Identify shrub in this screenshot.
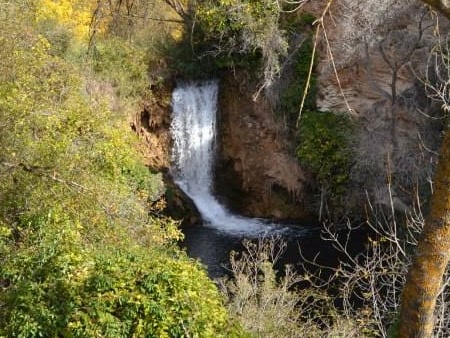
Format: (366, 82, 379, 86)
(297, 110, 354, 200)
(219, 237, 372, 337)
(90, 37, 151, 100)
(0, 209, 243, 337)
(0, 3, 247, 337)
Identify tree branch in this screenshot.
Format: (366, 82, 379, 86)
(422, 0, 450, 19)
(1, 161, 87, 191)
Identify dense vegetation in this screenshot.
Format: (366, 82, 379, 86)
(0, 1, 246, 336)
(297, 110, 354, 204)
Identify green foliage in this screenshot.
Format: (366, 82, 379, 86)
(1, 212, 239, 337)
(169, 42, 261, 80)
(170, 0, 287, 84)
(1, 207, 87, 336)
(297, 110, 354, 198)
(37, 18, 74, 57)
(387, 316, 401, 338)
(0, 3, 247, 337)
(194, 0, 280, 54)
(75, 250, 239, 337)
(90, 36, 151, 100)
(298, 13, 316, 26)
(162, 39, 220, 79)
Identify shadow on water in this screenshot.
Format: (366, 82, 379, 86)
(181, 222, 368, 280)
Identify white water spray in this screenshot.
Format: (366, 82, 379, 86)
(170, 81, 275, 236)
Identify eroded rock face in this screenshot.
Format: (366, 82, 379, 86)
(304, 0, 447, 212)
(215, 74, 310, 220)
(214, 1, 447, 219)
(132, 86, 172, 171)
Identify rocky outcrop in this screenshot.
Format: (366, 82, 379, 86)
(301, 1, 447, 213)
(214, 1, 446, 219)
(132, 85, 172, 171)
(135, 75, 311, 223)
(215, 73, 311, 220)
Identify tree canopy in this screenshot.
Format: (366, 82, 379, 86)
(0, 1, 247, 336)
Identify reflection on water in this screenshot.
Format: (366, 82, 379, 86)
(181, 224, 352, 279)
(181, 226, 241, 277)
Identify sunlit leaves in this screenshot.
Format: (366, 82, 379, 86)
(36, 0, 95, 41)
(0, 3, 245, 337)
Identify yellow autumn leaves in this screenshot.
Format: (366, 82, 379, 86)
(36, 0, 100, 40)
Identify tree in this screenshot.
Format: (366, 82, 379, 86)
(394, 3, 450, 337)
(399, 131, 450, 337)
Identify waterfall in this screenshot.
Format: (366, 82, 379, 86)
(170, 81, 274, 236)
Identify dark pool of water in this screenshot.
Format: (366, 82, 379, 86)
(181, 223, 367, 279)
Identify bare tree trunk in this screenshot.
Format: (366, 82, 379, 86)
(399, 130, 450, 337)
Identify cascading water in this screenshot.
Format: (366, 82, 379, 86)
(171, 81, 276, 236)
(170, 81, 333, 277)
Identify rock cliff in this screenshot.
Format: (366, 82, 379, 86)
(215, 74, 310, 220)
(215, 0, 447, 219)
(309, 1, 447, 213)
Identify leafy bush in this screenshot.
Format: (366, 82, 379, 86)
(1, 210, 242, 337)
(91, 37, 151, 100)
(0, 3, 247, 337)
(297, 110, 354, 198)
(166, 0, 287, 88)
(37, 19, 74, 57)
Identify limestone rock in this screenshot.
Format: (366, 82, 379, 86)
(309, 1, 446, 212)
(215, 74, 310, 220)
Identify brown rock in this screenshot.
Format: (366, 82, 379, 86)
(215, 73, 310, 220)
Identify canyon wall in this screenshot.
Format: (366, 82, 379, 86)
(215, 1, 447, 219)
(215, 74, 310, 220)
(310, 1, 447, 213)
(139, 0, 448, 222)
